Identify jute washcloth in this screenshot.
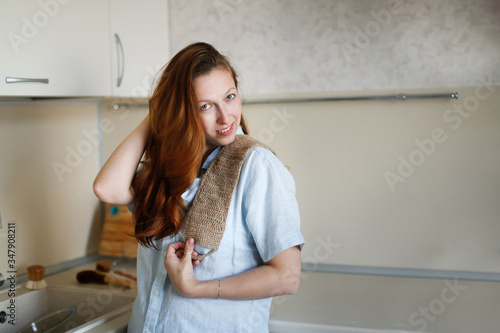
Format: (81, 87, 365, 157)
(183, 135, 275, 260)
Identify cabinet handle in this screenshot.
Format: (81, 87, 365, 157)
(6, 77, 49, 84)
(114, 33, 125, 88)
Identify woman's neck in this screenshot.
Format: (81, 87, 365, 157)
(202, 145, 217, 165)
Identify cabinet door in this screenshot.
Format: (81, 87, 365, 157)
(0, 0, 111, 97)
(109, 0, 170, 98)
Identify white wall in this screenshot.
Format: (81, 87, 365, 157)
(0, 101, 102, 272)
(243, 86, 500, 273)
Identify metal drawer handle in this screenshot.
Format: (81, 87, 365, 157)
(115, 33, 125, 87)
(6, 77, 49, 84)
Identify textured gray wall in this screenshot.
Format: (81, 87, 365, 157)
(170, 0, 500, 95)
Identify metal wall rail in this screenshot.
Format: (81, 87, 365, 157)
(244, 92, 459, 104)
(113, 92, 459, 110)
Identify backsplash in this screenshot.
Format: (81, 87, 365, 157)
(0, 102, 102, 272)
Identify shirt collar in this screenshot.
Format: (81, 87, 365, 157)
(201, 126, 244, 170)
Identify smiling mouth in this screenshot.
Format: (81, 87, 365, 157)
(217, 123, 234, 135)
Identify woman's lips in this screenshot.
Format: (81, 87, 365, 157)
(217, 123, 234, 136)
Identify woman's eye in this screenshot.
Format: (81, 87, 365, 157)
(200, 104, 210, 111)
(226, 94, 235, 100)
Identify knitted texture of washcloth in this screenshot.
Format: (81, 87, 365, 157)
(183, 135, 275, 259)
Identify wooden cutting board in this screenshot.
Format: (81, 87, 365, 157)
(99, 203, 138, 258)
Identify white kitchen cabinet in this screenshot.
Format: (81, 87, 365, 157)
(0, 0, 112, 97)
(109, 0, 170, 98)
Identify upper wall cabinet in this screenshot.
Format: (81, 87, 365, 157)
(0, 0, 112, 97)
(109, 0, 170, 98)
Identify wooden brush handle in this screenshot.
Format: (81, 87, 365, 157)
(114, 269, 137, 281)
(103, 274, 135, 288)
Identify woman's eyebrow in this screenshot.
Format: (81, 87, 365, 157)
(223, 87, 237, 95)
(197, 87, 237, 102)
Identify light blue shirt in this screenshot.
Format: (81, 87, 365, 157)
(128, 129, 304, 333)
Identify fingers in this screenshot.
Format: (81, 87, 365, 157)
(168, 241, 185, 253)
(175, 250, 200, 261)
(165, 239, 201, 264)
(183, 238, 195, 259)
(166, 241, 185, 259)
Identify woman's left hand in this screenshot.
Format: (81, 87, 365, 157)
(164, 238, 202, 297)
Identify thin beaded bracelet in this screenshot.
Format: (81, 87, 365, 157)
(217, 279, 221, 299)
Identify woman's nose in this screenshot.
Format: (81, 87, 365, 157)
(216, 105, 230, 123)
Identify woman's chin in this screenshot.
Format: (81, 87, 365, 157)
(219, 135, 236, 146)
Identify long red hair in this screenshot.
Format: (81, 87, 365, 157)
(132, 42, 248, 248)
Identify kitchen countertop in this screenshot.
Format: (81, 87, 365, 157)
(43, 256, 138, 299)
(46, 256, 138, 333)
(269, 271, 500, 333)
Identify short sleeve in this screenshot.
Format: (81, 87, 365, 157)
(240, 147, 305, 263)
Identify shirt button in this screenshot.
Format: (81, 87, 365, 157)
(154, 290, 160, 296)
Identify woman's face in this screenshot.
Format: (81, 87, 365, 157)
(194, 67, 242, 158)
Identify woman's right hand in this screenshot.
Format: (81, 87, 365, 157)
(164, 238, 204, 297)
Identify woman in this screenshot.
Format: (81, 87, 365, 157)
(93, 42, 304, 332)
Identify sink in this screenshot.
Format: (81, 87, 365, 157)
(0, 285, 135, 332)
(18, 307, 75, 333)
